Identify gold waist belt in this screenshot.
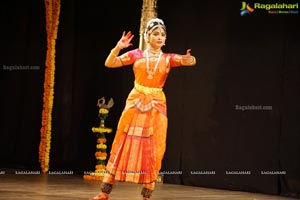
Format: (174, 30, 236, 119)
(134, 82, 162, 95)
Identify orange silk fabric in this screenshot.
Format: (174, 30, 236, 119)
(105, 49, 181, 184)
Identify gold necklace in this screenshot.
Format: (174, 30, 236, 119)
(148, 49, 161, 56)
(145, 49, 162, 79)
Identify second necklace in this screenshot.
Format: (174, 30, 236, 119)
(145, 49, 163, 79)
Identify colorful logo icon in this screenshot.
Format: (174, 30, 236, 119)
(240, 1, 255, 16)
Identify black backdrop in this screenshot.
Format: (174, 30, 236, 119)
(1, 0, 299, 198)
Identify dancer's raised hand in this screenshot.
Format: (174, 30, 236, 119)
(181, 49, 196, 66)
(117, 31, 134, 49)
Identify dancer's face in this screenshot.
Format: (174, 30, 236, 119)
(148, 27, 166, 49)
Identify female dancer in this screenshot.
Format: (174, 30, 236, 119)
(90, 18, 196, 200)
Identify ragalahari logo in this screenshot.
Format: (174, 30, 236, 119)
(240, 1, 255, 16)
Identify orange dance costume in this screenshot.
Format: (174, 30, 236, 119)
(105, 49, 183, 185)
(89, 18, 196, 200)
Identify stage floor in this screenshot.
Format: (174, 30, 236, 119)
(0, 173, 297, 200)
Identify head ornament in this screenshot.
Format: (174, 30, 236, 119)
(144, 18, 166, 42)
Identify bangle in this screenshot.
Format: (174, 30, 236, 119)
(110, 49, 118, 57)
(116, 44, 123, 51)
(189, 56, 196, 65)
(180, 56, 196, 65)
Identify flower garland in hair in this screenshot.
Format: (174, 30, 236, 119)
(39, 0, 61, 174)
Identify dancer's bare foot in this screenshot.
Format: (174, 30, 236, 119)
(89, 192, 108, 200)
